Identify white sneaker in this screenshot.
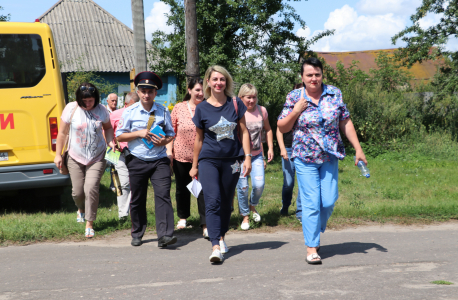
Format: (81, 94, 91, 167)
(77, 211, 85, 223)
(241, 222, 250, 230)
(209, 249, 223, 263)
(219, 240, 229, 254)
(252, 212, 261, 223)
(203, 228, 209, 239)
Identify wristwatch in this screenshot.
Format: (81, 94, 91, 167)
(245, 154, 252, 157)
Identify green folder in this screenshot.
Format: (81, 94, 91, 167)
(105, 147, 121, 165)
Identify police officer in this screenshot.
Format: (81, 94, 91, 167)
(116, 71, 177, 247)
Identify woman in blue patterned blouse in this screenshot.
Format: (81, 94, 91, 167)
(277, 57, 367, 265)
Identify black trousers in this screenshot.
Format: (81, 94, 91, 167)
(127, 156, 174, 239)
(173, 159, 206, 227)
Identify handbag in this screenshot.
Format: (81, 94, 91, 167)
(59, 105, 78, 175)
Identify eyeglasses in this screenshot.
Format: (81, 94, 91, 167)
(80, 86, 95, 93)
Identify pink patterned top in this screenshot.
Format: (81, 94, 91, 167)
(171, 101, 199, 163)
(61, 102, 110, 165)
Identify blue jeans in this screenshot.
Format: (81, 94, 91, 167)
(281, 148, 301, 218)
(236, 153, 264, 216)
(295, 156, 339, 247)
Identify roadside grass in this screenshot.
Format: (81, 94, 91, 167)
(1, 148, 458, 244)
(430, 281, 454, 285)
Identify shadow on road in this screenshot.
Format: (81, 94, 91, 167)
(319, 242, 388, 259)
(224, 241, 288, 260)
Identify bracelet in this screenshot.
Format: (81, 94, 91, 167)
(245, 154, 252, 157)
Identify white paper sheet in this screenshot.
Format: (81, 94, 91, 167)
(186, 178, 202, 198)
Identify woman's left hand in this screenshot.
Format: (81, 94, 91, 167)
(242, 159, 252, 177)
(108, 141, 115, 150)
(355, 150, 368, 166)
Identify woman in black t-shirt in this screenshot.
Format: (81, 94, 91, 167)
(190, 65, 252, 263)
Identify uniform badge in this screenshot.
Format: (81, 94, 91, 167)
(118, 118, 123, 127)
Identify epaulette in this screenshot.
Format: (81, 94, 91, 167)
(125, 102, 140, 113)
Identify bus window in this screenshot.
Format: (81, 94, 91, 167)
(0, 34, 46, 89)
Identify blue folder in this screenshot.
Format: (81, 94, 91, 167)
(142, 125, 167, 149)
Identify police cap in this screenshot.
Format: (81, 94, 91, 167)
(134, 71, 163, 90)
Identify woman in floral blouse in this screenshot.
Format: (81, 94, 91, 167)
(277, 57, 367, 265)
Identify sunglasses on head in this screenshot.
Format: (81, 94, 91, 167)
(80, 86, 95, 93)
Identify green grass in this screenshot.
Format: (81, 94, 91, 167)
(1, 150, 458, 244)
(430, 281, 454, 285)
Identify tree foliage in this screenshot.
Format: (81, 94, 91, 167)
(150, 0, 333, 138)
(392, 0, 458, 127)
(323, 51, 413, 92)
(62, 57, 118, 102)
(392, 0, 458, 66)
(0, 6, 10, 22)
(152, 0, 331, 76)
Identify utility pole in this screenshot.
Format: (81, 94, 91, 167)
(131, 0, 147, 75)
(185, 0, 199, 81)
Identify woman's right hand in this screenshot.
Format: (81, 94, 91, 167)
(292, 98, 308, 115)
(54, 154, 62, 170)
(189, 166, 198, 179)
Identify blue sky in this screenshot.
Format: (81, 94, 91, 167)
(5, 0, 457, 52)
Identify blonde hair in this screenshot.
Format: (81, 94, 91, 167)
(203, 65, 234, 99)
(238, 83, 258, 99)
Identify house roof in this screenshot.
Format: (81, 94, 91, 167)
(314, 48, 444, 84)
(39, 0, 151, 73)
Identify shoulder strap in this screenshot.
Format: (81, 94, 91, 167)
(62, 103, 78, 154)
(147, 111, 156, 131)
(232, 97, 238, 114)
(257, 105, 264, 122)
(64, 104, 78, 136)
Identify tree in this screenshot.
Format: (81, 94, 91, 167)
(0, 6, 10, 22)
(392, 0, 457, 66)
(369, 51, 413, 92)
(392, 0, 458, 125)
(151, 0, 333, 85)
(150, 0, 333, 137)
(61, 56, 118, 102)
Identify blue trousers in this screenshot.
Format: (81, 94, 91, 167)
(281, 147, 301, 218)
(236, 153, 264, 216)
(199, 158, 241, 247)
(294, 156, 339, 247)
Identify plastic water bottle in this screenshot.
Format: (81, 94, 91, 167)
(354, 156, 370, 178)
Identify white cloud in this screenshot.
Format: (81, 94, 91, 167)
(418, 12, 442, 29)
(305, 1, 457, 52)
(296, 27, 311, 38)
(357, 0, 421, 16)
(309, 5, 407, 52)
(145, 2, 173, 40)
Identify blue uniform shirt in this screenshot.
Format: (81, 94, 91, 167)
(116, 102, 175, 161)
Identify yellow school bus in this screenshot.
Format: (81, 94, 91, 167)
(0, 21, 70, 208)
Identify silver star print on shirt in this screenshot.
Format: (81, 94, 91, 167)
(208, 116, 237, 141)
(231, 161, 241, 174)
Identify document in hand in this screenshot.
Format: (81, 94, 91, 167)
(105, 147, 121, 165)
(186, 178, 202, 198)
(142, 125, 166, 149)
